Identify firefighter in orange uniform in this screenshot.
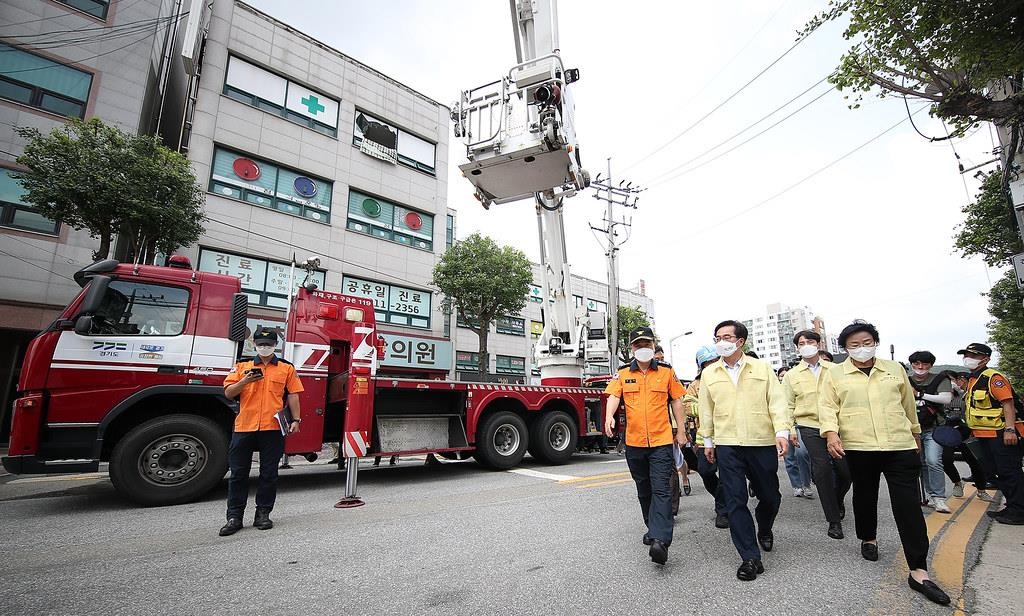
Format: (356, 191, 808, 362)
(219, 327, 303, 536)
(603, 326, 688, 565)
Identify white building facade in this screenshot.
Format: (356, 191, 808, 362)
(742, 302, 838, 370)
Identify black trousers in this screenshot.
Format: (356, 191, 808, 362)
(226, 430, 286, 519)
(695, 447, 726, 514)
(799, 426, 851, 524)
(625, 444, 675, 546)
(717, 445, 781, 561)
(978, 436, 1024, 518)
(941, 442, 987, 488)
(846, 449, 930, 571)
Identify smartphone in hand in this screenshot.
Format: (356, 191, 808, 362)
(246, 367, 263, 378)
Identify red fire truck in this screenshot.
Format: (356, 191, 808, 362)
(2, 258, 606, 506)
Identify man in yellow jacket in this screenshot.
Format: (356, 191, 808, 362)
(699, 320, 789, 582)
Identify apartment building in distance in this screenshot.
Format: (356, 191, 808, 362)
(742, 302, 838, 370)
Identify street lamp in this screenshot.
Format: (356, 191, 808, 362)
(668, 331, 693, 367)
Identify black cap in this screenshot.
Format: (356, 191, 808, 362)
(253, 327, 278, 344)
(629, 326, 655, 344)
(957, 342, 991, 356)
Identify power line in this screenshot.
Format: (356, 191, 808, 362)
(674, 0, 791, 113)
(674, 108, 924, 239)
(0, 0, 151, 31)
(619, 29, 819, 174)
(0, 246, 72, 280)
(0, 13, 186, 52)
(0, 25, 166, 76)
(642, 75, 834, 186)
(205, 217, 438, 291)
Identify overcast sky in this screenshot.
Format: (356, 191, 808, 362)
(246, 0, 1002, 378)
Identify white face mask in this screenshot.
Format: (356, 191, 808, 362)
(798, 344, 819, 359)
(912, 367, 929, 376)
(633, 347, 655, 363)
(255, 344, 276, 357)
(963, 357, 982, 370)
(714, 340, 738, 358)
(847, 346, 877, 362)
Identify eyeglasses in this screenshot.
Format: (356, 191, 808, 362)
(844, 341, 878, 350)
(713, 334, 738, 343)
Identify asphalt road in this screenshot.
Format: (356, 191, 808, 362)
(0, 452, 987, 615)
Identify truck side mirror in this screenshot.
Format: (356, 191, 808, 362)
(74, 315, 94, 336)
(227, 293, 249, 342)
(79, 275, 111, 314)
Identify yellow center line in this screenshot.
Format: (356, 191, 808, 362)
(578, 478, 634, 489)
(928, 486, 989, 614)
(558, 471, 632, 484)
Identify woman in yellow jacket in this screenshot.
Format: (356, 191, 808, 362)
(819, 321, 950, 606)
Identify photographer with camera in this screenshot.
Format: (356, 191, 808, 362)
(219, 327, 304, 536)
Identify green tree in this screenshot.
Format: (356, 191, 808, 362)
(805, 1, 1024, 133)
(614, 305, 652, 366)
(954, 171, 1024, 384)
(432, 233, 532, 376)
(14, 118, 205, 262)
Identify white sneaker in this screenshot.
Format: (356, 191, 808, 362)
(794, 488, 804, 498)
(952, 481, 964, 498)
(924, 496, 935, 508)
(933, 497, 952, 513)
(802, 487, 816, 500)
(977, 490, 995, 502)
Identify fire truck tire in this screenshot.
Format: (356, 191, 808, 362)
(527, 411, 578, 464)
(109, 414, 229, 506)
(474, 411, 528, 470)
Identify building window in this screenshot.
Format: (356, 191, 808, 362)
(342, 275, 431, 328)
(347, 189, 433, 251)
(0, 169, 59, 234)
(55, 0, 110, 18)
(496, 315, 525, 336)
(198, 248, 325, 309)
(209, 147, 332, 224)
(456, 313, 481, 330)
(530, 320, 544, 340)
(0, 44, 92, 118)
(223, 56, 339, 137)
(496, 355, 526, 375)
(446, 214, 455, 249)
(586, 298, 608, 314)
(352, 110, 436, 174)
(456, 350, 480, 371)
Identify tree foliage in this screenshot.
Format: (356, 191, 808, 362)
(614, 305, 652, 366)
(954, 170, 1024, 384)
(14, 118, 205, 262)
(432, 233, 532, 375)
(953, 170, 1023, 266)
(804, 1, 1024, 136)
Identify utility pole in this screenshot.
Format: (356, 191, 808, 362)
(590, 158, 644, 366)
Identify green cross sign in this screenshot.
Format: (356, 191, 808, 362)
(301, 95, 325, 115)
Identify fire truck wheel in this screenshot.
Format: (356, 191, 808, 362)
(474, 411, 528, 470)
(109, 414, 229, 506)
(527, 411, 578, 465)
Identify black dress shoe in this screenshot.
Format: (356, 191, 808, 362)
(642, 533, 653, 546)
(715, 513, 730, 529)
(908, 576, 950, 605)
(736, 559, 764, 581)
(838, 503, 846, 520)
(994, 512, 1024, 525)
(649, 539, 668, 565)
(683, 483, 691, 496)
(986, 509, 1006, 519)
(253, 507, 274, 530)
(861, 542, 879, 561)
(757, 530, 774, 552)
(827, 522, 844, 540)
(219, 518, 242, 536)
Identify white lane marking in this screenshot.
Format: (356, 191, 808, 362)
(599, 458, 629, 463)
(506, 468, 578, 481)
